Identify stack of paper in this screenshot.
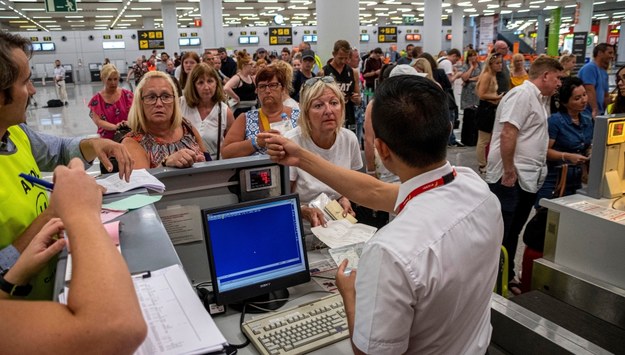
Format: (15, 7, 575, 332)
(97, 169, 165, 194)
(311, 219, 377, 249)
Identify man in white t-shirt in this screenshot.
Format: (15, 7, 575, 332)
(437, 48, 462, 83)
(53, 59, 68, 105)
(485, 57, 564, 293)
(264, 75, 502, 354)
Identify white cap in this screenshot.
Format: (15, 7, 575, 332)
(389, 64, 426, 77)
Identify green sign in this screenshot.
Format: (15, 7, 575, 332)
(45, 0, 77, 13)
(547, 7, 561, 56)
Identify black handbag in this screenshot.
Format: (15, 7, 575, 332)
(523, 164, 568, 252)
(113, 125, 131, 143)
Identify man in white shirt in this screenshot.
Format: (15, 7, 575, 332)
(53, 59, 68, 105)
(485, 57, 564, 292)
(263, 75, 503, 354)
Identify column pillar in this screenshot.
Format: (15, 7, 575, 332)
(161, 0, 179, 54)
(599, 18, 609, 43)
(575, 0, 593, 33)
(143, 17, 154, 30)
(199, 0, 224, 49)
(451, 6, 463, 51)
(547, 7, 561, 56)
(536, 13, 546, 55)
(423, 0, 442, 54)
(316, 0, 359, 62)
(618, 20, 625, 61)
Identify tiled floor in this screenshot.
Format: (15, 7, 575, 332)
(25, 81, 527, 280)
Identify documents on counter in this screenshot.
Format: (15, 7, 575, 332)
(134, 265, 227, 355)
(311, 219, 377, 249)
(97, 168, 165, 194)
(328, 242, 365, 271)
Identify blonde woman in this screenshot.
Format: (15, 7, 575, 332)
(224, 51, 257, 117)
(122, 71, 207, 168)
(272, 60, 299, 109)
(475, 53, 504, 173)
(88, 64, 133, 140)
(510, 53, 528, 88)
(560, 54, 576, 76)
(284, 76, 362, 248)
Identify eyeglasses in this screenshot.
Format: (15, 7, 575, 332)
(257, 82, 282, 91)
(304, 76, 335, 87)
(141, 93, 175, 105)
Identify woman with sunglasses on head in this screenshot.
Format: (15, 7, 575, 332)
(475, 52, 505, 174)
(88, 64, 134, 141)
(222, 65, 300, 158)
(122, 71, 207, 169)
(180, 63, 235, 160)
(284, 76, 362, 249)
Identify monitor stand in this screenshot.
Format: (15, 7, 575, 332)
(229, 289, 290, 314)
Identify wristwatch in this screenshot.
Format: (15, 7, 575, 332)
(0, 269, 32, 297)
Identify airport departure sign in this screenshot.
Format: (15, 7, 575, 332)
(378, 26, 397, 43)
(269, 27, 292, 45)
(137, 30, 165, 50)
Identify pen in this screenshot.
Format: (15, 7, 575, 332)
(19, 173, 54, 191)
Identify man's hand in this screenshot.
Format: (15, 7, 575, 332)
(262, 133, 303, 167)
(52, 158, 103, 223)
(301, 206, 327, 227)
(501, 169, 517, 187)
(5, 218, 67, 287)
(336, 259, 356, 302)
(83, 138, 134, 181)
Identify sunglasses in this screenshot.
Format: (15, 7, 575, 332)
(304, 76, 335, 87)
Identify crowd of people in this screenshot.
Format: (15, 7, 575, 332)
(3, 26, 625, 353)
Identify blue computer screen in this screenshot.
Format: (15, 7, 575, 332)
(205, 197, 306, 293)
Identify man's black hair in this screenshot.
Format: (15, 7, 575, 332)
(372, 76, 450, 168)
(592, 43, 615, 58)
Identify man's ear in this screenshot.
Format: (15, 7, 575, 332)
(374, 138, 391, 161)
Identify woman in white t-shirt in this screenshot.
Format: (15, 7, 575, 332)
(180, 63, 235, 160)
(285, 76, 363, 243)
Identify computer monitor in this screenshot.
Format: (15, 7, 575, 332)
(202, 194, 309, 312)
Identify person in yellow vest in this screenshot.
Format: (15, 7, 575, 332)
(0, 159, 147, 353)
(0, 31, 134, 300)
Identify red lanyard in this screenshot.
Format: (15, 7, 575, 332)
(396, 169, 457, 214)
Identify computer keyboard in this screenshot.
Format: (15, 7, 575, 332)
(242, 293, 349, 355)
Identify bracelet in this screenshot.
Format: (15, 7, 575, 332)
(250, 137, 260, 151)
(0, 269, 32, 297)
(161, 155, 168, 167)
(561, 152, 566, 162)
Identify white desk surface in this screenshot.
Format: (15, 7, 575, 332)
(212, 249, 353, 355)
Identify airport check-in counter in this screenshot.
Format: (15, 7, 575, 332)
(55, 156, 354, 354)
(490, 115, 625, 354)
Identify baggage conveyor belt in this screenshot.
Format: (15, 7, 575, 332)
(510, 291, 625, 354)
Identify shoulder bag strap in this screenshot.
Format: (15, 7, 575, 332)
(554, 164, 569, 198)
(216, 103, 223, 160)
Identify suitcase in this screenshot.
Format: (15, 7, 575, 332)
(461, 107, 478, 146)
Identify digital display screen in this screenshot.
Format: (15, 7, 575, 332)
(405, 34, 421, 41)
(249, 36, 259, 44)
(360, 34, 369, 42)
(41, 42, 55, 51)
(102, 41, 125, 49)
(607, 120, 625, 145)
(238, 36, 250, 44)
(179, 38, 190, 46)
(189, 38, 201, 46)
(32, 43, 42, 51)
(302, 35, 317, 43)
(249, 168, 272, 190)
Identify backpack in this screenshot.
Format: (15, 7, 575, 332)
(46, 99, 64, 107)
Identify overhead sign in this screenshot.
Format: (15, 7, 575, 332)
(572, 32, 588, 65)
(45, 0, 77, 13)
(269, 27, 292, 45)
(378, 26, 397, 43)
(137, 30, 165, 50)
